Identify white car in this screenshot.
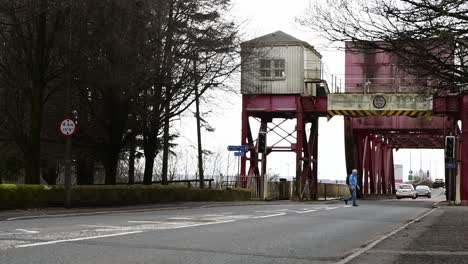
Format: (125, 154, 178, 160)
(396, 184, 417, 199)
(415, 185, 431, 198)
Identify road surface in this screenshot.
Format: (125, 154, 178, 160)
(0, 190, 444, 264)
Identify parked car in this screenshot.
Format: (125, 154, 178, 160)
(433, 178, 445, 188)
(415, 185, 431, 198)
(396, 184, 417, 199)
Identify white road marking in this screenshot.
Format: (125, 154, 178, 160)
(81, 225, 122, 229)
(128, 220, 162, 224)
(202, 214, 227, 217)
(325, 207, 338, 210)
(335, 208, 438, 264)
(6, 207, 190, 221)
(277, 208, 318, 214)
(251, 212, 286, 219)
(369, 249, 468, 256)
(168, 217, 193, 220)
(297, 209, 317, 214)
(15, 231, 143, 248)
(15, 229, 39, 234)
(166, 220, 235, 229)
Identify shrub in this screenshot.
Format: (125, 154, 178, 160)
(0, 184, 251, 210)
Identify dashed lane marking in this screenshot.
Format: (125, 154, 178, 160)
(15, 229, 40, 234)
(81, 225, 122, 229)
(251, 212, 286, 219)
(297, 209, 317, 214)
(15, 231, 143, 248)
(167, 217, 194, 220)
(128, 220, 162, 224)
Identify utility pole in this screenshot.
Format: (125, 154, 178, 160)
(64, 0, 73, 208)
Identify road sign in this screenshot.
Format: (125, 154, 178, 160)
(227, 145, 248, 152)
(59, 118, 76, 137)
(234, 151, 245, 157)
(446, 163, 456, 169)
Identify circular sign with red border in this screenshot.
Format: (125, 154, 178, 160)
(59, 118, 76, 137)
(373, 95, 387, 109)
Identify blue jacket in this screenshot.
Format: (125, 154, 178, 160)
(349, 174, 357, 189)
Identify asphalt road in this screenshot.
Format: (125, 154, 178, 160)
(0, 190, 444, 264)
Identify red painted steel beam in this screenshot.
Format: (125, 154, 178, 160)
(390, 148, 396, 194)
(363, 135, 370, 195)
(461, 94, 468, 205)
(241, 98, 248, 186)
(243, 95, 328, 114)
(301, 96, 328, 113)
(350, 116, 450, 131)
(433, 96, 460, 116)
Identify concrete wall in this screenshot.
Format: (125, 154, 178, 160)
(266, 182, 349, 200)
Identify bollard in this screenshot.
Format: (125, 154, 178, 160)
(324, 184, 327, 201)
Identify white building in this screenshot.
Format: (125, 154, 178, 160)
(394, 164, 403, 183)
(241, 31, 326, 96)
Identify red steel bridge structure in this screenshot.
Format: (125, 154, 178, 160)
(239, 36, 467, 205)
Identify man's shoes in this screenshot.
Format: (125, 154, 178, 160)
(344, 200, 348, 205)
(353, 204, 358, 206)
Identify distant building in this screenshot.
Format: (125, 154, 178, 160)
(394, 164, 403, 183)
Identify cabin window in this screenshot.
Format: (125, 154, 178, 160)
(259, 59, 285, 79)
(259, 59, 271, 77)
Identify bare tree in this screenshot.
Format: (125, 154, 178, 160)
(298, 0, 468, 94)
(0, 0, 72, 184)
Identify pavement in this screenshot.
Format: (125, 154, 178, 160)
(0, 188, 466, 264)
(346, 204, 468, 264)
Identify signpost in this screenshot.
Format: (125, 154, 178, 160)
(227, 145, 248, 188)
(60, 118, 76, 208)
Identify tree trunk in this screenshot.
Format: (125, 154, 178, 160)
(143, 153, 155, 185)
(25, 0, 48, 184)
(161, 100, 170, 185)
(77, 154, 94, 185)
(103, 150, 118, 185)
(195, 84, 204, 188)
(128, 144, 135, 185)
(24, 147, 41, 184)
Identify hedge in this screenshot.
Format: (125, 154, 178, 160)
(0, 184, 251, 210)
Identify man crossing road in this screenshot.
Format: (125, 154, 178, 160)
(344, 169, 360, 206)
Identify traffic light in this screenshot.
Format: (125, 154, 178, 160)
(257, 131, 267, 153)
(445, 136, 455, 159)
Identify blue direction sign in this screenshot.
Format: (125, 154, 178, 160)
(446, 163, 456, 169)
(227, 145, 248, 152)
(234, 151, 245, 157)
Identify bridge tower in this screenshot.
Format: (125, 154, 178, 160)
(338, 42, 461, 201)
(240, 31, 328, 199)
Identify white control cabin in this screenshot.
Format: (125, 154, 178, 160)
(241, 31, 326, 96)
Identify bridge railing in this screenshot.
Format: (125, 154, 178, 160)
(328, 76, 435, 94)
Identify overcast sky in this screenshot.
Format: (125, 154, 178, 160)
(175, 0, 446, 182)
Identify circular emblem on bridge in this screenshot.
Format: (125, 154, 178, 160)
(373, 95, 387, 109)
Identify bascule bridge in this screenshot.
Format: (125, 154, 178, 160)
(239, 31, 468, 205)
